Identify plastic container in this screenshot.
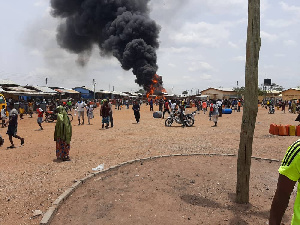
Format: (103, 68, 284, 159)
(269, 124, 276, 135)
(274, 125, 279, 135)
(222, 108, 232, 114)
(297, 126, 300, 136)
(289, 126, 296, 136)
(278, 125, 289, 136)
(153, 111, 162, 118)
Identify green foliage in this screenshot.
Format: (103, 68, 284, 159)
(182, 90, 188, 95)
(233, 87, 245, 98)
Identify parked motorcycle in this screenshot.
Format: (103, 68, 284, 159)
(165, 111, 195, 127)
(44, 111, 73, 122)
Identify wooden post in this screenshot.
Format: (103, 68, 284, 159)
(236, 0, 261, 204)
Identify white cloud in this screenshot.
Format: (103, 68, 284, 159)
(232, 56, 245, 61)
(228, 41, 238, 48)
(265, 19, 295, 28)
(168, 63, 176, 68)
(200, 73, 212, 80)
(280, 2, 300, 14)
(172, 22, 231, 47)
(188, 61, 213, 72)
(159, 47, 192, 54)
(283, 40, 297, 47)
(261, 31, 279, 42)
(274, 53, 286, 57)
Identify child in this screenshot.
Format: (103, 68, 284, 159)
(1, 105, 7, 128)
(86, 104, 94, 125)
(36, 106, 44, 130)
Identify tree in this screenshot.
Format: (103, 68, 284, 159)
(233, 87, 245, 98)
(236, 0, 261, 204)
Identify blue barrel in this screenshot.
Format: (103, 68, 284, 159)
(222, 108, 232, 114)
(153, 111, 162, 118)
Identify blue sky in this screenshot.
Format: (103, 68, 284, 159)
(0, 0, 299, 95)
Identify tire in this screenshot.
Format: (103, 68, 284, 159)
(185, 117, 194, 127)
(68, 114, 73, 122)
(165, 118, 173, 127)
(46, 115, 54, 123)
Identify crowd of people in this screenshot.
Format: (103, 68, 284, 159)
(1, 94, 300, 223)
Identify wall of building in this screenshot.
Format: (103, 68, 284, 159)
(282, 89, 300, 101)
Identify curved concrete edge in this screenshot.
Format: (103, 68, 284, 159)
(39, 153, 280, 225)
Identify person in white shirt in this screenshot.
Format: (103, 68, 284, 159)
(75, 98, 86, 125)
(1, 105, 7, 128)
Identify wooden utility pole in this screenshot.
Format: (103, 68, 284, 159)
(236, 0, 261, 204)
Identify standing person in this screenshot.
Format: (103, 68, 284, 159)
(54, 106, 72, 161)
(202, 101, 207, 114)
(36, 105, 44, 130)
(237, 100, 242, 112)
(162, 100, 170, 119)
(100, 100, 110, 129)
(211, 101, 219, 127)
(67, 99, 72, 112)
(269, 139, 300, 224)
(6, 103, 24, 148)
(1, 105, 7, 128)
(282, 101, 286, 113)
(170, 100, 177, 112)
(209, 101, 214, 120)
(159, 99, 164, 112)
(19, 101, 25, 119)
(132, 100, 140, 123)
(86, 103, 94, 125)
(28, 101, 33, 118)
(149, 99, 153, 111)
(292, 101, 297, 114)
(107, 99, 114, 127)
(75, 98, 86, 125)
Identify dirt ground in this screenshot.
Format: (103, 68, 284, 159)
(0, 104, 299, 225)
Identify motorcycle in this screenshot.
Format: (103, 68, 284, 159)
(44, 110, 73, 122)
(268, 105, 275, 114)
(165, 110, 195, 127)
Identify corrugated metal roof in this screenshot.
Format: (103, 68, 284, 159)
(34, 86, 57, 93)
(0, 79, 18, 85)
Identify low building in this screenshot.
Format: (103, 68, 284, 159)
(281, 88, 300, 101)
(200, 88, 237, 100)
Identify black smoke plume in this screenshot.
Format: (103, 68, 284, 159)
(50, 0, 161, 91)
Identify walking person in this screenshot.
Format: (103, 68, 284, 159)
(54, 106, 72, 161)
(132, 100, 140, 123)
(75, 98, 86, 125)
(6, 103, 24, 148)
(36, 105, 44, 130)
(211, 101, 219, 127)
(1, 105, 7, 128)
(86, 103, 94, 125)
(100, 100, 110, 129)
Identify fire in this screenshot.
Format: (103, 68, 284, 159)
(146, 74, 166, 98)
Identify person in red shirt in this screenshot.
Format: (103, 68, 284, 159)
(36, 106, 44, 130)
(162, 100, 170, 119)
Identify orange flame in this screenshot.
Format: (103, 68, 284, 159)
(146, 74, 167, 99)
